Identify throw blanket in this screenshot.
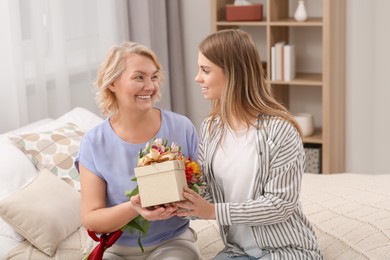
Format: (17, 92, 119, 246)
(301, 173, 390, 260)
(5, 227, 87, 259)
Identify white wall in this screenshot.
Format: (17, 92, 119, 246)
(180, 0, 211, 129)
(346, 0, 390, 174)
(181, 0, 390, 174)
(372, 1, 390, 173)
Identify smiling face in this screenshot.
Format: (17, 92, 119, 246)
(110, 54, 159, 113)
(195, 51, 226, 100)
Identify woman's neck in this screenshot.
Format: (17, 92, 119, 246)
(109, 108, 161, 144)
(227, 115, 256, 132)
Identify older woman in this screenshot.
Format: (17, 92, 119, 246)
(76, 42, 200, 260)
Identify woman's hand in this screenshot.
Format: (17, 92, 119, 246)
(176, 187, 215, 219)
(130, 195, 177, 221)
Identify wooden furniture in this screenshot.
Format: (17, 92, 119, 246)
(210, 0, 345, 173)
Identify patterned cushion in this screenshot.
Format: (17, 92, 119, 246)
(9, 123, 84, 190)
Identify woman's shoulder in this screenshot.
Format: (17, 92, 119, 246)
(201, 115, 220, 128)
(259, 115, 301, 143)
(259, 114, 294, 129)
(82, 118, 110, 141)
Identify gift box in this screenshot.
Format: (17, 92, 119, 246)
(134, 160, 187, 207)
(226, 4, 263, 21)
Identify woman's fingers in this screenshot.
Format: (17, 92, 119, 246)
(182, 187, 199, 202)
(130, 195, 176, 220)
(176, 188, 216, 219)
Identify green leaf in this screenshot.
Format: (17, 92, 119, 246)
(125, 215, 149, 253)
(127, 218, 144, 233)
(125, 186, 139, 199)
(190, 185, 199, 194)
(138, 236, 144, 253)
(142, 219, 150, 236)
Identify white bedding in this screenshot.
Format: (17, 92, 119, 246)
(301, 173, 390, 260)
(0, 235, 21, 259)
(1, 227, 88, 259)
(190, 173, 390, 260)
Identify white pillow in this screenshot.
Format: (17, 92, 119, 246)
(0, 168, 81, 256)
(0, 143, 37, 200)
(35, 107, 103, 132)
(0, 125, 49, 243)
(8, 122, 85, 190)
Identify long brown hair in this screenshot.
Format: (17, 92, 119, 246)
(198, 29, 301, 134)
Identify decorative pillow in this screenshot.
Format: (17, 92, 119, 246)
(0, 168, 81, 256)
(8, 122, 84, 190)
(31, 107, 103, 133)
(0, 142, 37, 242)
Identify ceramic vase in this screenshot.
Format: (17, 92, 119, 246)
(294, 113, 314, 136)
(294, 0, 308, 22)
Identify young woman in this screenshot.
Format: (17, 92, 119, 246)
(177, 29, 322, 259)
(75, 42, 201, 260)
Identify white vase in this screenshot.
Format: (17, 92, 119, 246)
(294, 113, 314, 136)
(294, 0, 308, 22)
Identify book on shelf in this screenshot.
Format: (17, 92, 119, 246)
(271, 46, 276, 80)
(274, 41, 285, 81)
(283, 44, 296, 81)
(271, 42, 296, 81)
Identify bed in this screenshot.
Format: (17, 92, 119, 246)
(0, 107, 389, 260)
(191, 173, 390, 259)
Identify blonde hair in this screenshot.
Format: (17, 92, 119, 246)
(95, 42, 164, 116)
(199, 29, 301, 134)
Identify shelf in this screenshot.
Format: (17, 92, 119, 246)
(270, 17, 323, 27)
(268, 73, 322, 86)
(302, 128, 322, 144)
(216, 20, 267, 27)
(211, 0, 345, 173)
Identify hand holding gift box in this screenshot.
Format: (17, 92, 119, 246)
(84, 138, 203, 259)
(135, 160, 187, 207)
(135, 138, 202, 207)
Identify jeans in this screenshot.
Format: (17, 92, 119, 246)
(103, 228, 200, 260)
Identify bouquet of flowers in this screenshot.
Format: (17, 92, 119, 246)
(84, 138, 203, 260)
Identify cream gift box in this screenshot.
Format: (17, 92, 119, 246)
(134, 160, 188, 207)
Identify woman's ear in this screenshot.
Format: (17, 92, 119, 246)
(108, 83, 115, 92)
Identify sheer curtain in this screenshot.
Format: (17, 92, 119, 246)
(0, 0, 187, 134)
(0, 0, 129, 133)
(126, 0, 187, 115)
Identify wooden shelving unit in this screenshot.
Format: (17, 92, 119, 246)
(211, 0, 345, 173)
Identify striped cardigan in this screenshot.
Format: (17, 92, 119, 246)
(199, 115, 322, 259)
